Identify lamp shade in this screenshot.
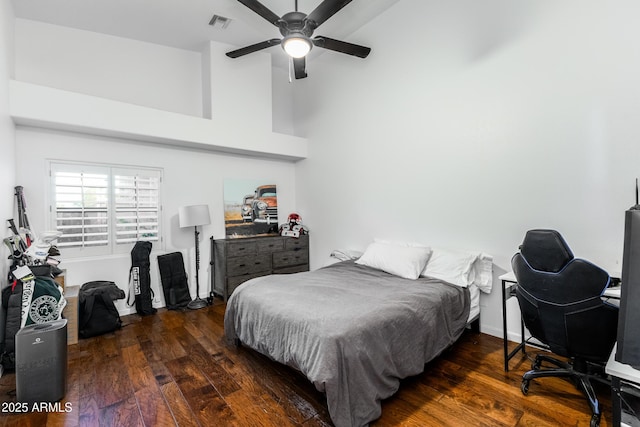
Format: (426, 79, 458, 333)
(179, 204, 211, 228)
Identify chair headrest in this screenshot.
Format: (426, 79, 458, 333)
(520, 229, 574, 273)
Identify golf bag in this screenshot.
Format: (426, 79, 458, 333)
(1, 282, 23, 370)
(2, 277, 66, 368)
(127, 241, 156, 316)
(157, 252, 192, 310)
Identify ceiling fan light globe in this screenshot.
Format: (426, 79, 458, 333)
(283, 37, 312, 58)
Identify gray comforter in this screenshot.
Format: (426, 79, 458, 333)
(224, 261, 470, 427)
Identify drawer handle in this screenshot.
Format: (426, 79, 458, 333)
(239, 264, 246, 267)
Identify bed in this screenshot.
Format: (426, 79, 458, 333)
(224, 244, 492, 427)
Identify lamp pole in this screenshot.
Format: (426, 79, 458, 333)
(187, 225, 207, 310)
(179, 204, 211, 311)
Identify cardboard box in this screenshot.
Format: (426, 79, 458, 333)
(54, 270, 66, 290)
(62, 285, 79, 345)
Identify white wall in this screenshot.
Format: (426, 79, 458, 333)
(9, 17, 302, 316)
(295, 0, 640, 339)
(203, 41, 273, 132)
(14, 19, 203, 117)
(14, 18, 298, 137)
(272, 66, 296, 136)
(0, 0, 15, 254)
(14, 127, 297, 315)
(0, 0, 16, 343)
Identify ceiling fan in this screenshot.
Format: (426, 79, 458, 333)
(226, 0, 371, 79)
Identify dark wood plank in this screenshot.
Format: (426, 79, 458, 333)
(99, 396, 143, 427)
(185, 341, 241, 397)
(93, 355, 134, 408)
(0, 301, 614, 426)
(78, 394, 100, 427)
(159, 381, 200, 427)
(134, 385, 176, 427)
(121, 343, 158, 392)
(165, 356, 236, 426)
(137, 335, 173, 386)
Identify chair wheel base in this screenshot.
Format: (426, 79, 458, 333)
(521, 379, 530, 395)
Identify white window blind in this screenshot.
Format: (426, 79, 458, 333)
(113, 170, 160, 244)
(50, 162, 162, 256)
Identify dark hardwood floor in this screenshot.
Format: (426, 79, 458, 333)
(0, 300, 612, 426)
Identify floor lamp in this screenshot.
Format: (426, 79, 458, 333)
(179, 204, 211, 310)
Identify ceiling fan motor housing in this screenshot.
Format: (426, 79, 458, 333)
(279, 11, 314, 37)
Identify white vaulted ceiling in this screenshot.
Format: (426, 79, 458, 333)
(11, 0, 399, 66)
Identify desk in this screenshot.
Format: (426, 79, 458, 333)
(500, 271, 526, 372)
(604, 285, 622, 300)
(606, 344, 640, 427)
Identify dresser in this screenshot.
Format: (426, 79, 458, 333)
(213, 235, 310, 301)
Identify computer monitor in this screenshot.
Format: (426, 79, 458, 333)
(616, 180, 640, 368)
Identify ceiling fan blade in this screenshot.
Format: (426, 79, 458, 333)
(226, 39, 281, 58)
(293, 57, 307, 79)
(306, 0, 353, 29)
(312, 36, 371, 58)
(237, 0, 282, 26)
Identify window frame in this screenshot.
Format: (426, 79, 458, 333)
(49, 160, 163, 258)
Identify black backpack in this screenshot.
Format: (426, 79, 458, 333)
(157, 252, 192, 310)
(79, 281, 125, 339)
(127, 241, 157, 316)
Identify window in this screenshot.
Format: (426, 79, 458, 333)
(50, 162, 162, 256)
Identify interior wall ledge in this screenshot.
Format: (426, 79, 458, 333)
(9, 80, 308, 161)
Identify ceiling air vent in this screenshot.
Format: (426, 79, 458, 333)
(209, 14, 231, 29)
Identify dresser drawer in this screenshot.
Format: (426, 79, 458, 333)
(274, 264, 309, 275)
(256, 238, 284, 252)
(227, 254, 271, 276)
(284, 235, 309, 250)
(227, 241, 258, 257)
(273, 250, 309, 269)
(227, 273, 265, 295)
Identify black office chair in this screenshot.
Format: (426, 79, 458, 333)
(511, 229, 618, 427)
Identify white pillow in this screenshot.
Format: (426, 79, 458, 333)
(472, 253, 494, 293)
(356, 242, 432, 280)
(421, 247, 479, 287)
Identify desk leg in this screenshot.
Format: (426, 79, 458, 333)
(611, 376, 621, 427)
(502, 280, 509, 371)
(502, 279, 528, 371)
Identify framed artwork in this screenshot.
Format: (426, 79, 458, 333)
(224, 179, 278, 237)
